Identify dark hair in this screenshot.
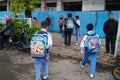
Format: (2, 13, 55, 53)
(75, 15, 79, 19)
(64, 18, 66, 21)
(33, 17, 37, 20)
(68, 13, 72, 17)
(41, 21, 49, 28)
(86, 23, 93, 31)
(108, 12, 113, 15)
(60, 15, 63, 19)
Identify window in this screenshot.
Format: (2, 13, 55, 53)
(63, 2, 82, 11)
(106, 0, 120, 11)
(0, 1, 7, 11)
(46, 3, 56, 7)
(0, 5, 7, 11)
(45, 3, 56, 11)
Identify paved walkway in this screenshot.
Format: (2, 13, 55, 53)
(0, 48, 114, 80)
(50, 32, 120, 68)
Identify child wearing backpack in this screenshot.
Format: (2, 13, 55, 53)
(80, 23, 101, 79)
(64, 13, 75, 46)
(30, 21, 53, 80)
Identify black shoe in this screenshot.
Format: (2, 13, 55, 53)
(111, 53, 114, 55)
(105, 51, 109, 53)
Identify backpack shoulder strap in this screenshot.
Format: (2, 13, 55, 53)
(34, 31, 48, 37)
(86, 33, 96, 36)
(37, 30, 48, 34)
(36, 30, 48, 43)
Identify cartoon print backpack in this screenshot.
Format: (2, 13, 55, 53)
(30, 31, 48, 57)
(85, 33, 100, 53)
(66, 19, 74, 29)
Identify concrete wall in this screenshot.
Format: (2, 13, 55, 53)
(82, 0, 105, 11)
(40, 0, 105, 11)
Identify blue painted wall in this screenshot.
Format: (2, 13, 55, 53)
(0, 10, 120, 38)
(32, 10, 120, 38)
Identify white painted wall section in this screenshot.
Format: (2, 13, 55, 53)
(82, 0, 105, 11)
(41, 0, 46, 11)
(57, 0, 63, 11)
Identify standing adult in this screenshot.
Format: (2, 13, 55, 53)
(59, 15, 64, 38)
(46, 15, 51, 26)
(103, 13, 118, 54)
(75, 15, 80, 45)
(64, 13, 75, 46)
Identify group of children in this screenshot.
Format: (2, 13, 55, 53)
(59, 13, 80, 46)
(31, 13, 101, 80)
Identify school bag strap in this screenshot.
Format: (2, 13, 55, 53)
(86, 33, 96, 36)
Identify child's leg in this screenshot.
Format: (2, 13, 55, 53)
(68, 29, 73, 46)
(34, 58, 42, 80)
(60, 25, 62, 33)
(76, 28, 80, 44)
(43, 60, 49, 76)
(43, 53, 49, 76)
(90, 53, 98, 75)
(64, 31, 67, 45)
(80, 51, 90, 66)
(62, 30, 64, 38)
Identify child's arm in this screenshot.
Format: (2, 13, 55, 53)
(80, 49, 84, 55)
(48, 33, 53, 47)
(80, 35, 87, 54)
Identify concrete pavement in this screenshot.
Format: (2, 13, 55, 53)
(0, 48, 115, 80)
(50, 32, 119, 69)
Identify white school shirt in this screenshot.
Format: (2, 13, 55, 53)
(41, 29, 53, 49)
(76, 19, 80, 27)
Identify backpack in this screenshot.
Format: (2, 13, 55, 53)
(85, 33, 100, 53)
(30, 31, 48, 58)
(66, 19, 74, 29)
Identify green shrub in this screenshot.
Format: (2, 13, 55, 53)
(12, 19, 30, 41)
(1, 19, 40, 43)
(0, 26, 4, 30)
(0, 22, 5, 30)
(27, 25, 40, 42)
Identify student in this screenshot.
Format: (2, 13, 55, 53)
(59, 15, 64, 38)
(61, 18, 67, 38)
(80, 23, 101, 79)
(64, 13, 75, 46)
(33, 17, 39, 26)
(75, 15, 80, 45)
(46, 15, 51, 26)
(31, 21, 53, 80)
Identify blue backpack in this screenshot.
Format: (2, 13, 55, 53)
(66, 19, 74, 29)
(85, 33, 100, 53)
(30, 31, 48, 58)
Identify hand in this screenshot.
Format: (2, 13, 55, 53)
(80, 49, 84, 55)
